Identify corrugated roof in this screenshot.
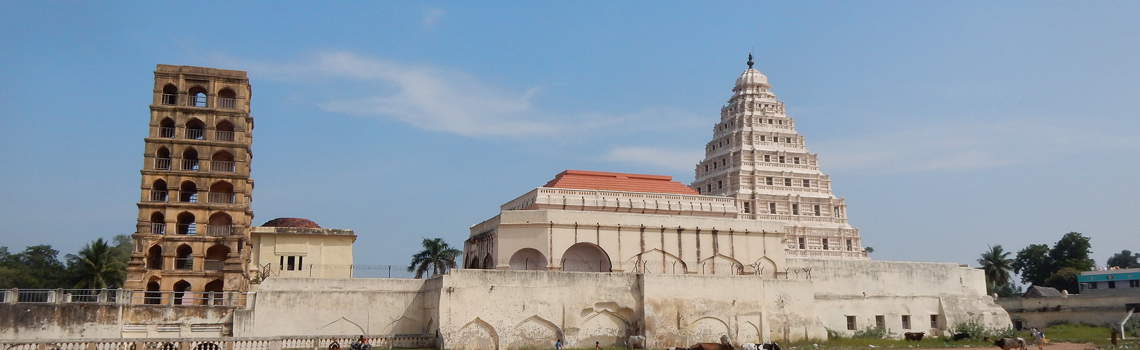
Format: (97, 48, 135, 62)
(542, 170, 699, 195)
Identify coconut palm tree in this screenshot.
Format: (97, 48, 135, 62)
(978, 245, 1014, 290)
(66, 238, 127, 289)
(407, 238, 462, 278)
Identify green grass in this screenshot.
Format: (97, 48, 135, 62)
(785, 323, 1136, 349)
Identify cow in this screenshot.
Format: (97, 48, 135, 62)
(991, 337, 1027, 350)
(903, 332, 925, 341)
(626, 336, 645, 349)
(687, 343, 733, 350)
(741, 342, 780, 350)
(951, 333, 971, 341)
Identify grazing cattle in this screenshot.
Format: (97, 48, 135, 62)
(991, 337, 1027, 350)
(626, 336, 645, 349)
(762, 342, 781, 350)
(952, 333, 971, 341)
(741, 343, 758, 350)
(688, 343, 733, 350)
(904, 332, 925, 341)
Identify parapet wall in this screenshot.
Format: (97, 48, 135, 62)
(787, 258, 1009, 336)
(234, 278, 430, 337)
(997, 294, 1139, 329)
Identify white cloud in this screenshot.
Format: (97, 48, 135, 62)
(423, 7, 444, 28)
(813, 119, 1137, 174)
(602, 147, 703, 172)
(215, 51, 705, 138)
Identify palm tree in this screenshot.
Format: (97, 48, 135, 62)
(66, 238, 127, 289)
(407, 238, 462, 278)
(978, 245, 1014, 290)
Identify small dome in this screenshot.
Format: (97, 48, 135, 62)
(261, 217, 321, 228)
(735, 68, 768, 87)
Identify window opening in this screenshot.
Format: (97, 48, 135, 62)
(798, 237, 806, 250)
(814, 205, 821, 216)
(846, 316, 856, 330)
(784, 178, 792, 186)
(769, 202, 777, 214)
(875, 315, 885, 329)
(902, 315, 911, 330)
(792, 204, 799, 215)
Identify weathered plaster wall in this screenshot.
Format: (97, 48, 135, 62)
(234, 278, 429, 337)
(787, 258, 1010, 336)
(0, 304, 234, 340)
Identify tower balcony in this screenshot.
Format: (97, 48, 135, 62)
(174, 257, 193, 270)
(206, 225, 233, 237)
(215, 130, 234, 142)
(161, 94, 177, 105)
(185, 129, 205, 140)
(210, 160, 235, 172)
(181, 159, 200, 171)
(150, 222, 166, 235)
(159, 127, 175, 138)
(204, 259, 224, 271)
(148, 190, 168, 202)
(218, 98, 236, 109)
(154, 158, 172, 170)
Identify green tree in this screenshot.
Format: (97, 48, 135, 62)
(65, 238, 127, 289)
(110, 234, 133, 263)
(0, 245, 68, 288)
(978, 245, 1015, 295)
(1013, 244, 1052, 286)
(1044, 267, 1081, 294)
(1107, 250, 1140, 269)
(863, 247, 874, 254)
(407, 238, 462, 279)
(1049, 232, 1094, 272)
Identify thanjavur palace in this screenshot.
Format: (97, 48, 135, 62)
(0, 58, 1010, 350)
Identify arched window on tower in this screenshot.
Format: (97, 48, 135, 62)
(172, 280, 192, 305)
(185, 118, 205, 140)
(210, 151, 235, 173)
(145, 278, 162, 305)
(208, 181, 235, 204)
(204, 279, 224, 305)
(147, 245, 163, 270)
(155, 147, 171, 170)
(215, 120, 235, 142)
(207, 212, 232, 237)
(161, 84, 177, 105)
(181, 148, 199, 171)
(205, 245, 230, 271)
(217, 88, 236, 109)
(188, 86, 208, 107)
(149, 179, 168, 202)
(176, 212, 196, 235)
(175, 245, 193, 270)
(179, 181, 198, 203)
(149, 211, 166, 234)
(159, 118, 175, 138)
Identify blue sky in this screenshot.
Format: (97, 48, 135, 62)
(1, 2, 1137, 271)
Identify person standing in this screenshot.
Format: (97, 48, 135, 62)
(555, 339, 563, 350)
(595, 341, 602, 350)
(1031, 328, 1044, 350)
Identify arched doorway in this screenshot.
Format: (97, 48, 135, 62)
(509, 248, 548, 270)
(561, 243, 612, 272)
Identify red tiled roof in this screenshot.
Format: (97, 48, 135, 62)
(542, 170, 699, 195)
(261, 218, 321, 229)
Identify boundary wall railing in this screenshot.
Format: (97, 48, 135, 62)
(0, 289, 248, 307)
(0, 335, 434, 350)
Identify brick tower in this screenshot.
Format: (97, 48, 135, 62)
(124, 65, 255, 301)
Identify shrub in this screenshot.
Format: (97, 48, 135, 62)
(951, 319, 1014, 340)
(852, 325, 888, 339)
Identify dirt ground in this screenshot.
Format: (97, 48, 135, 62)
(904, 343, 1101, 350)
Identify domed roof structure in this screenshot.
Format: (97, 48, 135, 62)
(734, 53, 769, 88)
(261, 217, 321, 228)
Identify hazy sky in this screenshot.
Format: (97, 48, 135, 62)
(1, 2, 1137, 272)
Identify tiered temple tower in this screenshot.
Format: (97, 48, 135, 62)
(124, 65, 256, 299)
(691, 55, 866, 259)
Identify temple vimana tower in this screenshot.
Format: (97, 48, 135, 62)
(124, 65, 255, 299)
(691, 55, 865, 259)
